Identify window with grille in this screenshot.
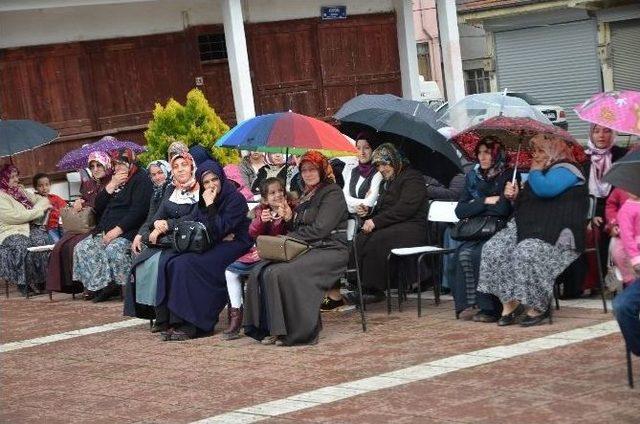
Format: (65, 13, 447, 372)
(464, 69, 490, 94)
(198, 33, 228, 62)
(417, 42, 432, 81)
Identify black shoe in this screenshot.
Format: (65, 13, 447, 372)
(320, 296, 345, 311)
(344, 291, 385, 306)
(520, 309, 551, 327)
(497, 304, 525, 326)
(92, 284, 120, 303)
(472, 311, 499, 323)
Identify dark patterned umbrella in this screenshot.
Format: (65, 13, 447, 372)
(604, 149, 640, 197)
(0, 120, 58, 157)
(451, 116, 587, 172)
(57, 136, 146, 171)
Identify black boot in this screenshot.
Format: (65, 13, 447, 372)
(222, 307, 243, 340)
(92, 283, 121, 303)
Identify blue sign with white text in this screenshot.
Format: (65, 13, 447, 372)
(321, 6, 347, 20)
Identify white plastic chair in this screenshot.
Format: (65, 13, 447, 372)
(66, 172, 82, 201)
(386, 201, 459, 317)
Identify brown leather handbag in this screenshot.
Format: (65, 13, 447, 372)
(256, 235, 310, 262)
(60, 207, 96, 234)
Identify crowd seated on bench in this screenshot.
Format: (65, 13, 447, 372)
(4, 129, 638, 347)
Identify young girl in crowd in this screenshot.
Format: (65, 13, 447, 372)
(222, 177, 293, 340)
(612, 190, 640, 285)
(32, 173, 67, 243)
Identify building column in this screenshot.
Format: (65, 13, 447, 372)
(436, 0, 465, 104)
(395, 0, 421, 100)
(222, 0, 255, 122)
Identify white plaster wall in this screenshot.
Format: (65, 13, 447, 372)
(0, 0, 394, 48)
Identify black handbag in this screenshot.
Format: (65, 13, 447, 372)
(451, 216, 506, 241)
(172, 221, 212, 253)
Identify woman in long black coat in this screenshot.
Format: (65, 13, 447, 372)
(355, 143, 429, 300)
(244, 151, 349, 346)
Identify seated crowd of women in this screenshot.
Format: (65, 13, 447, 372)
(1, 123, 630, 344)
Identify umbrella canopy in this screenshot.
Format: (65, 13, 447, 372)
(603, 149, 640, 197)
(56, 136, 146, 171)
(438, 92, 552, 131)
(451, 116, 587, 172)
(335, 108, 461, 168)
(0, 120, 58, 158)
(334, 93, 442, 129)
(575, 90, 640, 136)
(215, 111, 358, 157)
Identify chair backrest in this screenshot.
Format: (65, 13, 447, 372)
(66, 172, 82, 201)
(347, 218, 358, 242)
(427, 201, 459, 224)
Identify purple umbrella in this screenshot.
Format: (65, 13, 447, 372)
(56, 136, 146, 171)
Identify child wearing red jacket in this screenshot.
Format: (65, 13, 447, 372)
(33, 173, 67, 243)
(223, 177, 295, 340)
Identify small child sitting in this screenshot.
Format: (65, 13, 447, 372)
(223, 177, 293, 340)
(33, 173, 67, 243)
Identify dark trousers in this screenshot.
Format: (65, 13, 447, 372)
(614, 280, 640, 356)
(155, 303, 198, 338)
(453, 241, 502, 316)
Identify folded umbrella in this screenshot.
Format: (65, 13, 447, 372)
(57, 136, 146, 171)
(451, 116, 587, 172)
(0, 120, 58, 157)
(215, 111, 358, 157)
(575, 90, 640, 136)
(603, 149, 640, 197)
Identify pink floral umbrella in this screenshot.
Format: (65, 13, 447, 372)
(575, 90, 640, 136)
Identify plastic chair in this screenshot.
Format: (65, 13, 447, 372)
(66, 172, 82, 201)
(385, 201, 459, 317)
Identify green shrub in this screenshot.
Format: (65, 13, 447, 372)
(139, 88, 239, 166)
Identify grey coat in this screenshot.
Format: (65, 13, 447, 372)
(244, 183, 348, 345)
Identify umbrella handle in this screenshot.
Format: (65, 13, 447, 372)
(511, 143, 521, 185)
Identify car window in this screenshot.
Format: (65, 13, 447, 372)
(507, 92, 542, 105)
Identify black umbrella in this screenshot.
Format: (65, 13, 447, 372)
(338, 108, 461, 166)
(335, 93, 443, 129)
(0, 120, 58, 157)
(603, 150, 640, 197)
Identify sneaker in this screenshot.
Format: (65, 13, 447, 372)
(320, 296, 345, 312)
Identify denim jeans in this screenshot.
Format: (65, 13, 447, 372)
(613, 279, 640, 356)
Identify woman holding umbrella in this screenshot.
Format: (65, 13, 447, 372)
(47, 151, 113, 297)
(477, 134, 588, 326)
(0, 164, 51, 295)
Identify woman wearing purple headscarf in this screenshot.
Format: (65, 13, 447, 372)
(0, 164, 51, 295)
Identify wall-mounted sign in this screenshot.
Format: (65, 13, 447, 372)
(321, 6, 347, 20)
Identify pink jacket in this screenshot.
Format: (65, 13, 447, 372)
(605, 188, 630, 231)
(224, 164, 254, 201)
(236, 203, 288, 263)
(618, 199, 640, 267)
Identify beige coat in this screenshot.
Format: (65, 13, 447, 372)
(0, 188, 50, 244)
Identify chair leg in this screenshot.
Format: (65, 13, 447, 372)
(593, 231, 608, 313)
(548, 299, 553, 325)
(386, 254, 392, 315)
(627, 346, 635, 389)
(432, 255, 441, 306)
(49, 291, 53, 301)
(149, 319, 154, 330)
(554, 283, 560, 311)
(5, 280, 8, 299)
(120, 286, 124, 301)
(416, 255, 422, 317)
(352, 237, 366, 332)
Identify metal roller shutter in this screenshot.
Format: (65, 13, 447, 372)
(495, 20, 602, 139)
(611, 19, 640, 91)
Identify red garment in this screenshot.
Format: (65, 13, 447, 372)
(46, 193, 67, 230)
(237, 203, 289, 263)
(605, 188, 630, 231)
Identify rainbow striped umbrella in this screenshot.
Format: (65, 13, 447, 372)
(215, 111, 357, 157)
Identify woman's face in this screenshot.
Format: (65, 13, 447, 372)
(202, 172, 221, 192)
(356, 139, 373, 164)
(269, 153, 285, 166)
(531, 139, 550, 167)
(88, 161, 106, 179)
(265, 182, 285, 207)
(172, 158, 191, 185)
(591, 125, 614, 149)
(114, 161, 130, 175)
(477, 144, 494, 170)
(300, 163, 321, 187)
(7, 170, 19, 188)
(250, 152, 264, 161)
(148, 165, 167, 187)
(377, 163, 395, 180)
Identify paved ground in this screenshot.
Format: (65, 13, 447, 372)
(1, 286, 638, 424)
